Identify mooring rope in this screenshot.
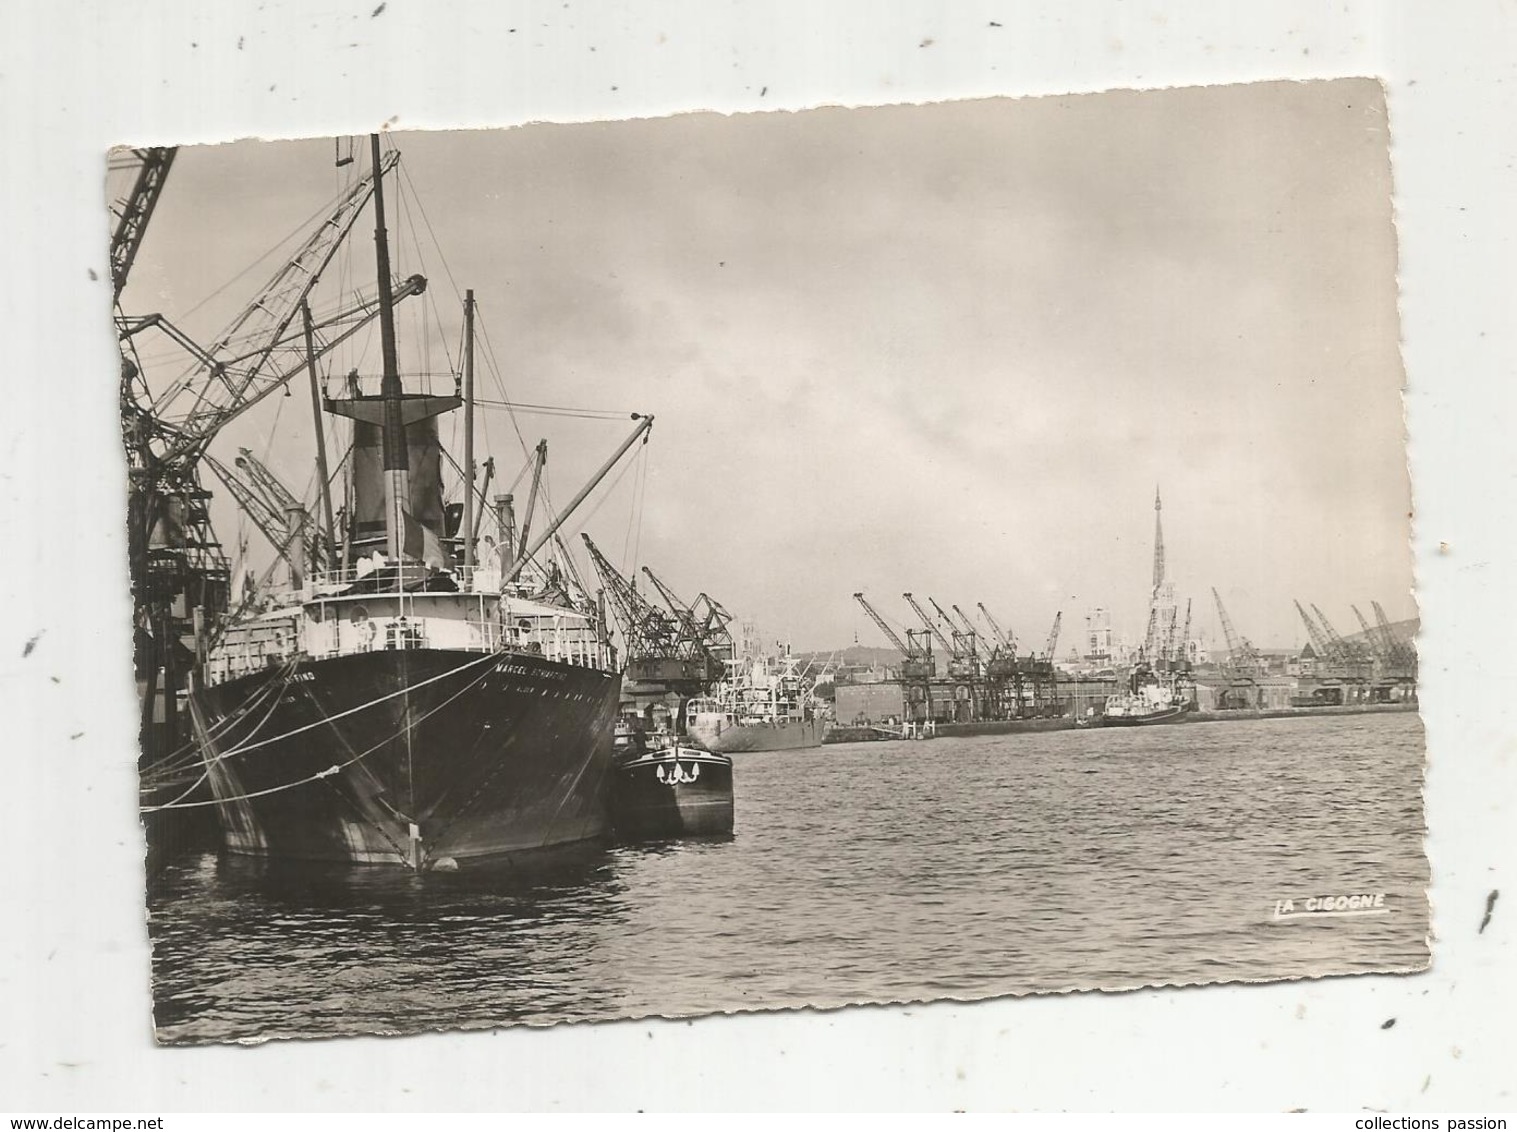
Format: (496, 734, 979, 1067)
(137, 657, 301, 790)
(140, 663, 300, 809)
(201, 649, 503, 764)
(143, 650, 501, 812)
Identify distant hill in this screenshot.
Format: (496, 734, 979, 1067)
(1258, 616, 1418, 655)
(1357, 615, 1417, 640)
(792, 646, 903, 669)
(1328, 616, 1418, 649)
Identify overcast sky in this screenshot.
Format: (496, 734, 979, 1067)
(122, 77, 1410, 652)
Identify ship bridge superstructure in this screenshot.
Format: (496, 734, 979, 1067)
(205, 572, 610, 688)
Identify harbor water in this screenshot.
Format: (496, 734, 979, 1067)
(147, 713, 1428, 1044)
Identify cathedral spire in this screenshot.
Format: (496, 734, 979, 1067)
(1152, 484, 1166, 591)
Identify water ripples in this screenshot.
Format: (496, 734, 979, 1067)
(148, 713, 1429, 1043)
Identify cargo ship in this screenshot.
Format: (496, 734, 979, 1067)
(685, 651, 829, 753)
(1097, 488, 1195, 727)
(1099, 664, 1192, 726)
(183, 135, 650, 869)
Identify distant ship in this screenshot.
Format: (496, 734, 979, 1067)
(685, 652, 830, 753)
(1099, 664, 1192, 726)
(187, 136, 646, 869)
(1099, 487, 1194, 727)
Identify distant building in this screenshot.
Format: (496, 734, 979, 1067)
(1083, 606, 1115, 664)
(1149, 487, 1179, 655)
(1192, 675, 1296, 711)
(832, 660, 893, 685)
(834, 681, 906, 724)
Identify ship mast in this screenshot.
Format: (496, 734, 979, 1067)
(302, 302, 338, 564)
(370, 132, 407, 562)
(462, 289, 476, 571)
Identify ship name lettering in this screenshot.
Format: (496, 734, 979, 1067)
(493, 661, 571, 681)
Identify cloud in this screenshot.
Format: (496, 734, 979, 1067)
(124, 80, 1409, 650)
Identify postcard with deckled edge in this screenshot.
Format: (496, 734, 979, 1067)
(117, 77, 1425, 1044)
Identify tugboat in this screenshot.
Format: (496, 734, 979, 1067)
(179, 135, 653, 869)
(610, 715, 734, 838)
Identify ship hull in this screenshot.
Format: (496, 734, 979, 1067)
(1099, 705, 1191, 727)
(610, 746, 733, 838)
(687, 716, 829, 754)
(190, 649, 620, 868)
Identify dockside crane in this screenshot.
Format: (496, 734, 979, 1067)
(120, 140, 429, 759)
(551, 533, 596, 617)
(956, 600, 1001, 677)
(695, 592, 737, 662)
(969, 603, 1049, 720)
(111, 145, 207, 756)
(122, 152, 424, 471)
(852, 593, 935, 680)
(1295, 599, 1372, 702)
(1005, 610, 1062, 717)
(853, 592, 937, 723)
(853, 593, 911, 656)
(1364, 600, 1417, 694)
(1352, 605, 1391, 665)
(1160, 606, 1180, 669)
(908, 593, 978, 710)
(109, 147, 177, 302)
(1210, 587, 1266, 707)
(950, 604, 980, 641)
(903, 593, 955, 657)
(1212, 588, 1265, 674)
(1351, 602, 1412, 699)
(580, 534, 686, 683)
(971, 601, 1020, 716)
(235, 449, 309, 529)
(929, 597, 960, 632)
(1312, 603, 1374, 668)
(1141, 605, 1161, 662)
(1311, 603, 1347, 662)
(203, 449, 332, 578)
(1371, 600, 1417, 673)
(976, 603, 1014, 654)
(1369, 601, 1403, 663)
(203, 454, 285, 569)
(1294, 599, 1334, 661)
(641, 565, 736, 677)
(931, 597, 981, 670)
(1044, 611, 1063, 663)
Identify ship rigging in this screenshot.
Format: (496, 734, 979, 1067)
(121, 134, 657, 867)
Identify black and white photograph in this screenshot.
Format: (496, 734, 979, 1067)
(16, 0, 1517, 1114)
(114, 76, 1429, 1046)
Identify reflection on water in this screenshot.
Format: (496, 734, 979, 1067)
(148, 713, 1429, 1044)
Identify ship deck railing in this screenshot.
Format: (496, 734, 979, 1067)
(205, 579, 610, 687)
(301, 561, 521, 595)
